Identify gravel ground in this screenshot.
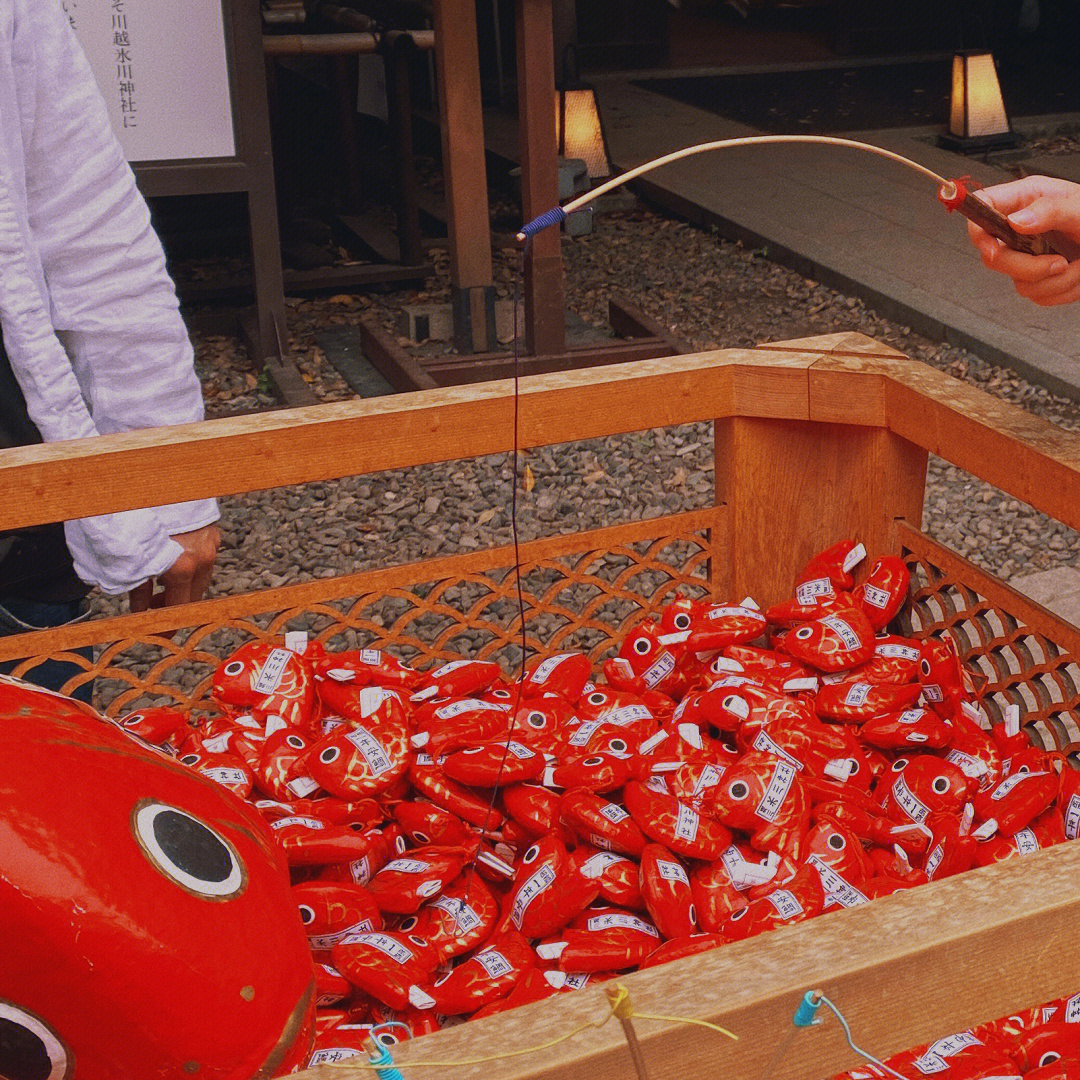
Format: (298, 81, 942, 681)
(88, 205, 1080, 655)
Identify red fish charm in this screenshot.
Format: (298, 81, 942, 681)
(570, 847, 644, 909)
(522, 652, 592, 701)
(855, 556, 909, 630)
(781, 609, 876, 673)
(624, 781, 734, 861)
(331, 930, 439, 1011)
(420, 931, 536, 1015)
(212, 642, 316, 731)
(883, 756, 973, 826)
(404, 874, 500, 962)
(639, 844, 697, 938)
(815, 680, 922, 723)
(560, 789, 648, 857)
(540, 907, 662, 972)
(703, 751, 810, 858)
(366, 845, 472, 914)
(292, 881, 383, 952)
(505, 836, 599, 937)
(859, 707, 953, 750)
(443, 740, 545, 786)
(719, 864, 825, 941)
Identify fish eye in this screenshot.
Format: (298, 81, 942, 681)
(1039, 1052, 1061, 1067)
(132, 800, 246, 900)
(729, 906, 747, 921)
(587, 692, 607, 706)
(795, 626, 814, 641)
(1017, 765, 1030, 775)
(399, 916, 419, 931)
(722, 695, 740, 710)
(609, 739, 627, 754)
(123, 713, 145, 726)
(688, 904, 697, 925)
(523, 844, 540, 865)
(673, 613, 692, 630)
(395, 836, 408, 854)
(633, 638, 652, 655)
(527, 712, 547, 729)
(407, 935, 427, 947)
(0, 1003, 71, 1080)
(286, 735, 305, 750)
(412, 830, 430, 844)
(223, 660, 245, 677)
(827, 833, 846, 851)
(891, 758, 909, 773)
(298, 905, 315, 925)
(931, 776, 951, 794)
(491, 689, 512, 699)
(320, 746, 341, 764)
(180, 754, 200, 766)
(920, 659, 932, 677)
(729, 781, 750, 801)
(583, 756, 604, 767)
(848, 760, 860, 774)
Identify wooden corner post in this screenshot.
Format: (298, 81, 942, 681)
(715, 412, 927, 607)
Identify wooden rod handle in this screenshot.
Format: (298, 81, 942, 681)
(955, 189, 1080, 262)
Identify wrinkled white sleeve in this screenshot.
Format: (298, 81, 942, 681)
(13, 0, 218, 591)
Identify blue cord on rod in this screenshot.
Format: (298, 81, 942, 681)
(517, 206, 567, 240)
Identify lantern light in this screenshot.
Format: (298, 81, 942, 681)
(555, 46, 610, 181)
(939, 51, 1017, 152)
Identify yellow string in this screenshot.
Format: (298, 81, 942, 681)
(324, 982, 737, 1072)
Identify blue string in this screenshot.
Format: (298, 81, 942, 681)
(367, 1023, 411, 1080)
(518, 206, 568, 238)
(798, 994, 911, 1080)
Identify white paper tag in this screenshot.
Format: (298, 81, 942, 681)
(755, 761, 796, 822)
(891, 774, 930, 823)
(308, 919, 375, 951)
(843, 683, 872, 707)
(580, 851, 628, 878)
(342, 932, 413, 964)
(204, 766, 249, 787)
(286, 775, 320, 798)
(796, 577, 833, 605)
(253, 648, 292, 695)
(807, 855, 868, 908)
(511, 865, 556, 928)
(843, 543, 866, 572)
(284, 631, 309, 655)
(345, 726, 393, 776)
(642, 651, 676, 688)
(876, 643, 920, 661)
(752, 729, 803, 771)
(530, 653, 573, 684)
(1014, 827, 1040, 855)
(862, 584, 891, 610)
(821, 616, 862, 653)
(765, 889, 804, 920)
(381, 858, 430, 874)
(674, 802, 700, 842)
(474, 948, 514, 979)
(1066, 794, 1080, 840)
(991, 771, 1048, 801)
(586, 913, 659, 937)
(655, 859, 690, 885)
(269, 815, 323, 831)
(599, 803, 629, 824)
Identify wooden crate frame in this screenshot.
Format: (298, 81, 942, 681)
(6, 332, 1080, 1079)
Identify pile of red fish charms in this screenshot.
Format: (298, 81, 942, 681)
(127, 539, 1080, 1070)
(832, 991, 1080, 1080)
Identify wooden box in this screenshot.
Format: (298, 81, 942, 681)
(6, 332, 1080, 1080)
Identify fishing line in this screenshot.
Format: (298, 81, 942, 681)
(456, 244, 531, 917)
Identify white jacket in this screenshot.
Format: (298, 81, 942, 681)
(0, 0, 219, 595)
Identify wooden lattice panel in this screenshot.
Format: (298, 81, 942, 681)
(897, 523, 1080, 754)
(3, 510, 721, 716)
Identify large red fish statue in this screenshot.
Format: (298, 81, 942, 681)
(0, 676, 316, 1079)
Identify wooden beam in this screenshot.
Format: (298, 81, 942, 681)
(432, 0, 495, 351)
(0, 348, 819, 531)
(291, 840, 1080, 1080)
(516, 0, 565, 355)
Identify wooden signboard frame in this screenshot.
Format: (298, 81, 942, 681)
(124, 0, 286, 366)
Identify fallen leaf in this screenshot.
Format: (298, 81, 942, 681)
(477, 508, 496, 525)
(524, 464, 536, 493)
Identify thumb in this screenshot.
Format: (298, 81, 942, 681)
(1008, 195, 1073, 235)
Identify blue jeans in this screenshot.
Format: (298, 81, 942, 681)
(0, 597, 94, 704)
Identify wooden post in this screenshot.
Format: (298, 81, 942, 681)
(715, 417, 927, 607)
(432, 0, 496, 353)
(516, 0, 566, 356)
(386, 35, 424, 267)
